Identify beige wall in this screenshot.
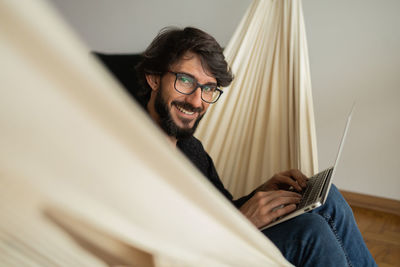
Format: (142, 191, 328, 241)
(48, 0, 251, 53)
(49, 0, 399, 200)
(302, 0, 400, 200)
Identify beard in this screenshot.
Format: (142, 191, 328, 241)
(154, 89, 204, 139)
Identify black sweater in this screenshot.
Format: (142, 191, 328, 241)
(177, 136, 254, 208)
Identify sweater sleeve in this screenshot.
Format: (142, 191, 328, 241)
(177, 137, 254, 209)
(204, 152, 256, 208)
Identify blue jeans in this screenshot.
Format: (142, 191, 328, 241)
(262, 185, 377, 266)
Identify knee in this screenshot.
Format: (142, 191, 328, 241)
(324, 184, 354, 217)
(290, 213, 331, 240)
(327, 184, 345, 203)
(265, 213, 332, 244)
(263, 214, 349, 266)
(313, 184, 357, 233)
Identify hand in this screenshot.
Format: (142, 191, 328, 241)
(257, 169, 308, 193)
(239, 190, 302, 228)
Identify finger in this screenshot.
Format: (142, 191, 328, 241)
(291, 169, 308, 187)
(251, 190, 301, 212)
(274, 175, 304, 192)
(260, 203, 298, 227)
(245, 191, 301, 228)
(268, 192, 302, 207)
(261, 191, 301, 214)
(281, 169, 308, 188)
(265, 189, 302, 198)
(270, 204, 297, 219)
(250, 191, 275, 207)
(267, 194, 300, 214)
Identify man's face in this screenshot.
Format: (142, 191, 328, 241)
(150, 52, 216, 139)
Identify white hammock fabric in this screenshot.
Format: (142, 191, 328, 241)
(0, 0, 291, 266)
(195, 0, 319, 198)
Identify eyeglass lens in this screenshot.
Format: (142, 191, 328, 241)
(175, 73, 220, 103)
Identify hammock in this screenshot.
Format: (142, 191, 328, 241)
(196, 0, 318, 198)
(0, 0, 295, 265)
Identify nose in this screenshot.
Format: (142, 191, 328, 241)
(185, 87, 203, 108)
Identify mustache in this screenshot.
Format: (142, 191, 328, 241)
(172, 101, 203, 113)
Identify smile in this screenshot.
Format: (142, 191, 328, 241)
(176, 104, 195, 115)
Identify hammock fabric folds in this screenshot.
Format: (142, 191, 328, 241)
(0, 0, 294, 266)
(196, 0, 318, 198)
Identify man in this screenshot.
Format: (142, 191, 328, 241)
(135, 27, 376, 266)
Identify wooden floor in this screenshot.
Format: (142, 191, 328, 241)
(350, 206, 400, 267)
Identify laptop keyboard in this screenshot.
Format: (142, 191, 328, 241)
(298, 167, 333, 209)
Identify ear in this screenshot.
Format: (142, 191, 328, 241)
(145, 74, 161, 92)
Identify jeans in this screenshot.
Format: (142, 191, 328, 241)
(262, 185, 377, 267)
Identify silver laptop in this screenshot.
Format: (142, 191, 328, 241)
(261, 105, 355, 230)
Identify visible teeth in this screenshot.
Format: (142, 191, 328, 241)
(176, 105, 194, 115)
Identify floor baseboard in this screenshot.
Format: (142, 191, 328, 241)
(340, 190, 400, 216)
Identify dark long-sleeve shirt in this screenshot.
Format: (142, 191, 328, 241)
(177, 136, 255, 208)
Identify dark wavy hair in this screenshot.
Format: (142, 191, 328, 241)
(135, 27, 233, 103)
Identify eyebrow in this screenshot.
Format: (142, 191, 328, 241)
(177, 71, 218, 86)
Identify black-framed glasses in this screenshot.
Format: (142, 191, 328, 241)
(167, 71, 223, 104)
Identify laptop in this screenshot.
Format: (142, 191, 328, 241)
(261, 105, 355, 230)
